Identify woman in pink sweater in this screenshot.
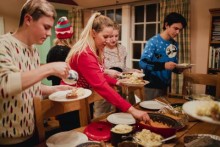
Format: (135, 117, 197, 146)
(65, 12, 150, 122)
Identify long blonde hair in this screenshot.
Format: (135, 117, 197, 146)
(66, 12, 114, 64)
(53, 38, 73, 48)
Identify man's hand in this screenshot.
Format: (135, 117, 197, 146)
(165, 61, 177, 70)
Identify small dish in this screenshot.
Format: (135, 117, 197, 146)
(110, 124, 134, 146)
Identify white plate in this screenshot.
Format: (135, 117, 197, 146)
(46, 130, 88, 147)
(107, 112, 136, 125)
(176, 63, 194, 69)
(121, 80, 149, 87)
(139, 100, 165, 110)
(49, 88, 92, 102)
(182, 101, 220, 125)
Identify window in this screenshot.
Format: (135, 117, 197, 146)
(97, 8, 122, 40)
(131, 3, 160, 69)
(93, 1, 160, 69)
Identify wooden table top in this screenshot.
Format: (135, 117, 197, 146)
(35, 97, 220, 147)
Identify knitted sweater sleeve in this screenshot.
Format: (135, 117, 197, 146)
(0, 38, 22, 96)
(75, 50, 131, 112)
(139, 37, 165, 71)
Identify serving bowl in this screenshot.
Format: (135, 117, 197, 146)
(76, 141, 102, 147)
(135, 113, 182, 138)
(110, 124, 134, 147)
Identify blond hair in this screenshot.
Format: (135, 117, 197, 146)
(19, 0, 56, 27)
(113, 21, 120, 31)
(53, 38, 73, 48)
(66, 12, 114, 64)
(110, 21, 121, 61)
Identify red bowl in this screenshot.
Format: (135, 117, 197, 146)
(135, 113, 182, 138)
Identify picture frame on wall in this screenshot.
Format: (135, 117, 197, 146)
(0, 17, 4, 35)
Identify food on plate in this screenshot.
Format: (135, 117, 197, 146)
(120, 72, 146, 84)
(134, 129, 163, 147)
(140, 120, 171, 128)
(66, 87, 84, 99)
(197, 101, 220, 121)
(191, 94, 214, 101)
(132, 72, 145, 78)
(120, 71, 144, 78)
(111, 124, 133, 134)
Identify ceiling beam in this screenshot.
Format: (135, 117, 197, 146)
(47, 0, 78, 6)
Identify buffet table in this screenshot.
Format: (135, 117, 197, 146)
(35, 97, 220, 147)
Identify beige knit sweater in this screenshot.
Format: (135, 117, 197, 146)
(104, 44, 128, 71)
(0, 33, 41, 144)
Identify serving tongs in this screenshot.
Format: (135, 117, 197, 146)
(155, 98, 179, 115)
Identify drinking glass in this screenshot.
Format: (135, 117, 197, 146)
(184, 81, 193, 100)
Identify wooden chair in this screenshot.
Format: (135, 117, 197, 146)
(33, 97, 89, 142)
(121, 86, 144, 104)
(85, 90, 117, 123)
(182, 72, 220, 98)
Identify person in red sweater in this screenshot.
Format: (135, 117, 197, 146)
(64, 12, 150, 123)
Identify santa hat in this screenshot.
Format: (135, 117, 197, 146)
(55, 16, 73, 39)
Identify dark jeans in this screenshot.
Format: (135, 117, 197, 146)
(0, 133, 38, 147)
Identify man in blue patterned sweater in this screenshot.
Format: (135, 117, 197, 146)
(139, 12, 187, 100)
